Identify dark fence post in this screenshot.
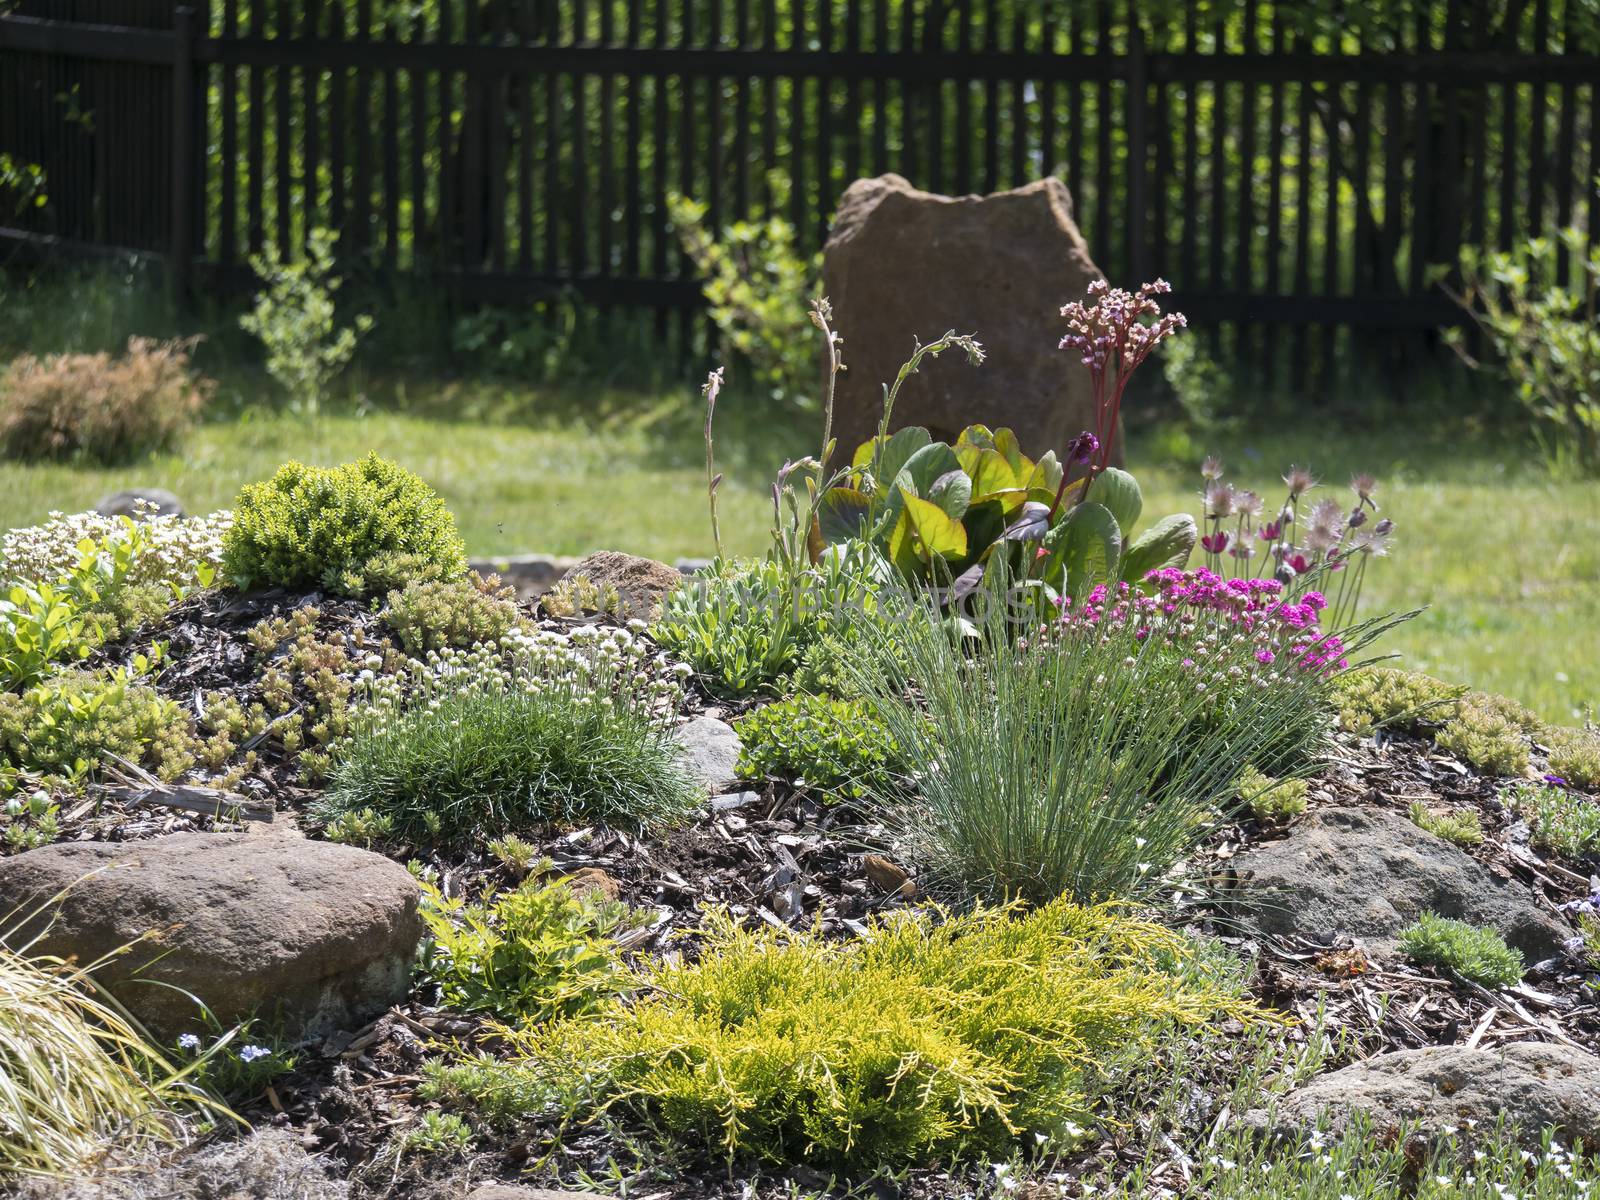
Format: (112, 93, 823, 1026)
(170, 6, 197, 298)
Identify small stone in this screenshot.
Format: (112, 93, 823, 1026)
(0, 832, 423, 1042)
(1247, 1042, 1600, 1149)
(557, 550, 685, 620)
(673, 716, 742, 794)
(862, 853, 915, 899)
(711, 790, 761, 811)
(94, 488, 184, 519)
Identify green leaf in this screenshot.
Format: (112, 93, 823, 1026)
(925, 468, 973, 521)
(1085, 468, 1143, 539)
(1118, 513, 1199, 584)
(817, 487, 874, 545)
(870, 427, 932, 493)
(894, 443, 963, 497)
(897, 488, 969, 562)
(956, 446, 1027, 510)
(1038, 502, 1122, 598)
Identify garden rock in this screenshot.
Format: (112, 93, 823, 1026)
(1249, 1042, 1600, 1148)
(1230, 806, 1568, 959)
(94, 486, 184, 518)
(674, 716, 742, 794)
(557, 550, 684, 618)
(0, 832, 422, 1041)
(822, 173, 1105, 460)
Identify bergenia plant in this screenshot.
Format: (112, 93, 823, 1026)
(1199, 457, 1395, 626)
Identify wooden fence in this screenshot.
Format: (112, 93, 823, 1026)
(3, 0, 1598, 376)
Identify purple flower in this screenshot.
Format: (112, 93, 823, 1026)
(238, 1044, 270, 1063)
(1543, 773, 1569, 788)
(177, 1033, 201, 1052)
(1065, 431, 1100, 464)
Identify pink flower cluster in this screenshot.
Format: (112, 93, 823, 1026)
(1050, 568, 1349, 684)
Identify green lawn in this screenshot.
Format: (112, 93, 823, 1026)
(0, 402, 1594, 725)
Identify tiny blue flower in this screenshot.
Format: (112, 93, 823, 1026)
(177, 1033, 201, 1051)
(238, 1044, 270, 1063)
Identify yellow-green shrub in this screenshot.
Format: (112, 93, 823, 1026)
(0, 667, 197, 786)
(432, 900, 1255, 1171)
(381, 572, 519, 655)
(1546, 726, 1600, 789)
(1408, 802, 1485, 848)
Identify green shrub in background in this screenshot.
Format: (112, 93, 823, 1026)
(381, 572, 520, 655)
(429, 900, 1254, 1172)
(736, 694, 906, 804)
(1445, 218, 1600, 476)
(1397, 912, 1523, 989)
(0, 337, 209, 465)
(239, 226, 373, 414)
(222, 453, 466, 597)
(415, 868, 630, 1024)
(669, 180, 821, 412)
(1332, 667, 1464, 735)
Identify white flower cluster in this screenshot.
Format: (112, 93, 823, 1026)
(350, 620, 690, 736)
(1, 506, 231, 592)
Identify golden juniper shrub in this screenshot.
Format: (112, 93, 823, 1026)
(221, 454, 466, 596)
(1331, 667, 1464, 736)
(1435, 692, 1543, 777)
(0, 337, 209, 464)
(1235, 765, 1308, 822)
(381, 572, 519, 655)
(443, 901, 1257, 1171)
(1408, 801, 1485, 848)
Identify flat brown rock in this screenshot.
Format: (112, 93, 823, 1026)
(0, 832, 422, 1041)
(822, 173, 1106, 461)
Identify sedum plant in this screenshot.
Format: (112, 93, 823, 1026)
(1508, 781, 1600, 860)
(736, 693, 906, 804)
(1397, 912, 1523, 989)
(381, 572, 519, 655)
(429, 899, 1255, 1172)
(1236, 766, 1308, 823)
(239, 226, 373, 414)
(1408, 801, 1485, 848)
(1332, 666, 1464, 736)
(1435, 691, 1544, 777)
(222, 454, 466, 597)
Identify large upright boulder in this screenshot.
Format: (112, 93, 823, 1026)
(0, 832, 422, 1041)
(822, 174, 1105, 461)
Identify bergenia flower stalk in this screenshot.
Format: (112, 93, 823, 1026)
(1059, 278, 1187, 479)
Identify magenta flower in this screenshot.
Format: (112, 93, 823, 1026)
(1201, 531, 1231, 555)
(1064, 431, 1100, 464)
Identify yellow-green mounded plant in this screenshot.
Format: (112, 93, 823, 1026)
(1332, 667, 1465, 735)
(1408, 802, 1485, 848)
(1398, 912, 1524, 989)
(1235, 766, 1308, 823)
(381, 572, 519, 655)
(222, 453, 466, 597)
(1436, 692, 1545, 777)
(415, 869, 630, 1025)
(736, 693, 906, 804)
(432, 900, 1256, 1172)
(0, 920, 209, 1179)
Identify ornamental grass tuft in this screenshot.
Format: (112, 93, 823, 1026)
(0, 919, 210, 1179)
(427, 899, 1256, 1172)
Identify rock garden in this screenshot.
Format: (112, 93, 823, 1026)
(3, 285, 1599, 1200)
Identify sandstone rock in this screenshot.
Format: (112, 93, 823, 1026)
(94, 487, 184, 519)
(0, 833, 423, 1041)
(1229, 806, 1568, 959)
(822, 174, 1105, 461)
(557, 550, 684, 619)
(1250, 1042, 1600, 1149)
(674, 716, 742, 794)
